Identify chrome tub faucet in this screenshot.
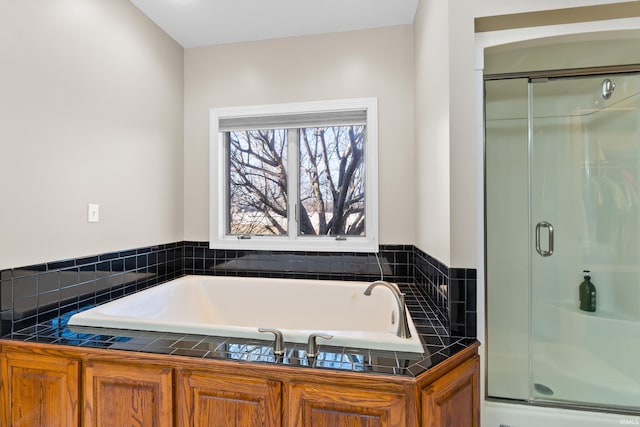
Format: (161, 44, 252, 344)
(363, 280, 412, 339)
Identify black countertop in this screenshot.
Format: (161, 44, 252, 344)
(0, 281, 476, 378)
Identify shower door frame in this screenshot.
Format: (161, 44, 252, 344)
(484, 63, 640, 416)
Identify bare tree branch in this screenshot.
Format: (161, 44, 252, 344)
(301, 128, 327, 233)
(227, 125, 365, 237)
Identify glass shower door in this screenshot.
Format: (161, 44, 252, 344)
(529, 73, 640, 410)
(485, 78, 531, 402)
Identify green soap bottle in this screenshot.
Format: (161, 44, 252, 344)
(579, 270, 596, 312)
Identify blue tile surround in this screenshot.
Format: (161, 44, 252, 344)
(0, 242, 476, 339)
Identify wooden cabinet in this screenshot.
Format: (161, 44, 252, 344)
(0, 350, 80, 427)
(83, 360, 173, 427)
(288, 382, 407, 427)
(0, 340, 479, 427)
(176, 369, 281, 427)
(421, 355, 480, 427)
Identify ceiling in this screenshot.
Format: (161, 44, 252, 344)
(129, 0, 419, 48)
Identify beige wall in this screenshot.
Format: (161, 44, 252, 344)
(184, 26, 416, 245)
(0, 0, 184, 270)
(413, 0, 451, 265)
(414, 0, 639, 268)
(4, 0, 633, 271)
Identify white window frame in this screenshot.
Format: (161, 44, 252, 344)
(210, 98, 379, 252)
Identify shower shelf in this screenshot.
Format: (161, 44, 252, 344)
(549, 302, 638, 323)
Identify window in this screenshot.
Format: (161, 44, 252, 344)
(210, 98, 378, 252)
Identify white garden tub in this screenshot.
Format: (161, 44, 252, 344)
(68, 275, 424, 353)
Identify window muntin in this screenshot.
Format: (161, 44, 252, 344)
(210, 98, 378, 252)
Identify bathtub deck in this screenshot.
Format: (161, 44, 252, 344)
(1, 281, 469, 377)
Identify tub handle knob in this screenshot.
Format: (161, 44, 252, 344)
(258, 328, 285, 356)
(307, 333, 333, 358)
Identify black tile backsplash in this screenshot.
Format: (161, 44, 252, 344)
(0, 242, 476, 339)
(413, 247, 477, 338)
(0, 243, 183, 335)
(182, 242, 413, 284)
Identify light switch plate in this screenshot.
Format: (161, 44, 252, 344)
(88, 203, 100, 223)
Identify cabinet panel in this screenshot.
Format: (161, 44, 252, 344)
(0, 338, 480, 427)
(177, 369, 281, 427)
(83, 361, 173, 427)
(1, 351, 80, 427)
(421, 355, 480, 427)
(289, 382, 406, 427)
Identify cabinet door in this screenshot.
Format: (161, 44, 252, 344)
(421, 356, 480, 427)
(83, 360, 173, 427)
(0, 350, 80, 427)
(288, 382, 406, 427)
(176, 369, 281, 427)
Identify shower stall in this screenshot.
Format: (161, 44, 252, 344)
(485, 70, 640, 414)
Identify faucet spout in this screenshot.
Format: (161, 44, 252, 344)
(363, 280, 412, 339)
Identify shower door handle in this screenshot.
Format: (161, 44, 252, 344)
(535, 221, 554, 257)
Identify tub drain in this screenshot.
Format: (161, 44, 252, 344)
(534, 383, 554, 396)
